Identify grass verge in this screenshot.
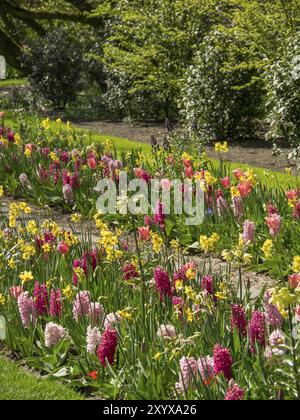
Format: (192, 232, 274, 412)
(0, 79, 28, 88)
(0, 356, 84, 400)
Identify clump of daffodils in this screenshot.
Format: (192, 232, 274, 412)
(222, 235, 252, 266)
(199, 233, 220, 254)
(214, 141, 229, 153)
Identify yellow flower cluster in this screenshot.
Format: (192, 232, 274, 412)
(222, 235, 252, 266)
(151, 232, 164, 253)
(18, 238, 36, 260)
(0, 293, 5, 306)
(199, 233, 220, 253)
(98, 221, 123, 261)
(270, 287, 300, 317)
(9, 202, 31, 228)
(261, 239, 273, 260)
(214, 142, 228, 153)
(292, 256, 300, 273)
(0, 186, 3, 198)
(20, 271, 33, 284)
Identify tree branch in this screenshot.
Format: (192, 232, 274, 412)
(2, 0, 103, 27)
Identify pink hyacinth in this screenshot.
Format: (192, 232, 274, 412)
(263, 290, 283, 328)
(197, 356, 215, 386)
(104, 312, 122, 329)
(154, 267, 173, 300)
(269, 330, 285, 348)
(72, 291, 91, 321)
(265, 214, 281, 237)
(213, 345, 233, 380)
(33, 282, 48, 316)
(86, 325, 101, 354)
(49, 288, 62, 318)
(18, 292, 36, 328)
(157, 324, 176, 340)
(243, 220, 255, 243)
(98, 327, 118, 367)
(231, 304, 247, 337)
(232, 195, 243, 219)
(45, 322, 67, 348)
(225, 381, 245, 401)
(217, 196, 228, 217)
(175, 357, 198, 393)
(89, 302, 105, 324)
(249, 311, 266, 352)
(9, 285, 24, 300)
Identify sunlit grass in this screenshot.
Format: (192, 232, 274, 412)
(0, 356, 84, 400)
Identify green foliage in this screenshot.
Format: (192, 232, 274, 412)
(266, 32, 300, 146)
(25, 28, 84, 108)
(102, 0, 229, 118)
(181, 29, 265, 142)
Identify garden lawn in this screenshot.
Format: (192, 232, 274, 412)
(2, 110, 299, 189)
(0, 356, 84, 400)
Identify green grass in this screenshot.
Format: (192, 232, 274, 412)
(0, 356, 84, 400)
(0, 78, 27, 88)
(2, 110, 299, 188)
(2, 110, 151, 155)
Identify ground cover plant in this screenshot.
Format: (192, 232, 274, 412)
(0, 112, 300, 400)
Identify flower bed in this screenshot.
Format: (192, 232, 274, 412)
(0, 113, 300, 399)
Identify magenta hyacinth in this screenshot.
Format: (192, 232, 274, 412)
(49, 288, 62, 318)
(249, 311, 266, 352)
(213, 345, 233, 380)
(154, 201, 166, 230)
(225, 381, 245, 401)
(18, 292, 36, 328)
(231, 304, 247, 337)
(201, 275, 214, 296)
(154, 267, 173, 300)
(33, 282, 48, 316)
(98, 327, 118, 367)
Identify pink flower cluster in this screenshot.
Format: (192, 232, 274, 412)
(18, 292, 36, 328)
(45, 322, 67, 348)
